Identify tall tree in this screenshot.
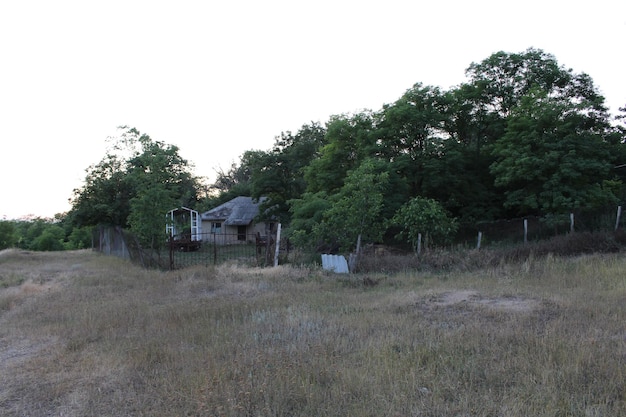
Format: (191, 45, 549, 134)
(490, 88, 619, 219)
(375, 84, 450, 200)
(246, 123, 326, 224)
(68, 127, 199, 248)
(67, 153, 133, 227)
(464, 48, 590, 118)
(304, 113, 376, 194)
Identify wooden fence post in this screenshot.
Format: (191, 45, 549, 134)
(570, 213, 575, 233)
(476, 231, 482, 250)
(616, 206, 622, 231)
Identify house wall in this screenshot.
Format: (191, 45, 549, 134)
(200, 221, 267, 245)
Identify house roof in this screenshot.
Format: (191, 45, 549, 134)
(200, 196, 266, 226)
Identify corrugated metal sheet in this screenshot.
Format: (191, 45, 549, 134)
(321, 254, 349, 274)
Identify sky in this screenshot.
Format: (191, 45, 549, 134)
(1, 0, 625, 220)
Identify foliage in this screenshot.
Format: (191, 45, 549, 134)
(31, 225, 65, 251)
(68, 126, 200, 249)
(313, 159, 389, 252)
(304, 113, 375, 194)
(66, 226, 93, 249)
(0, 221, 17, 250)
(247, 123, 326, 224)
(67, 153, 133, 227)
(287, 191, 331, 249)
(1, 218, 70, 251)
(391, 196, 458, 250)
(490, 87, 619, 217)
(203, 48, 625, 252)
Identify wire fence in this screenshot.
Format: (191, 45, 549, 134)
(456, 205, 625, 248)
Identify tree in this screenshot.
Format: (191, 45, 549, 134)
(287, 191, 332, 249)
(9, 218, 68, 251)
(377, 84, 450, 160)
(208, 160, 253, 203)
(246, 123, 326, 224)
(464, 48, 592, 118)
(490, 88, 619, 218)
(0, 221, 17, 250)
(66, 226, 92, 249)
(373, 84, 458, 214)
(304, 113, 375, 194)
(391, 196, 458, 251)
(68, 153, 133, 227)
(313, 159, 389, 252)
(31, 225, 65, 251)
(124, 129, 197, 249)
(68, 127, 199, 249)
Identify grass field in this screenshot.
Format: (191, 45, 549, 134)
(0, 248, 625, 416)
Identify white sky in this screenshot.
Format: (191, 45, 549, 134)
(1, 0, 625, 220)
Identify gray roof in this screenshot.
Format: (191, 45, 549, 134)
(200, 196, 266, 226)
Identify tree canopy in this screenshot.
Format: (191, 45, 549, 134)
(213, 48, 624, 251)
(68, 127, 199, 248)
(57, 48, 626, 254)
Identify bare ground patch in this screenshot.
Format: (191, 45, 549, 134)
(390, 289, 541, 316)
(431, 290, 540, 313)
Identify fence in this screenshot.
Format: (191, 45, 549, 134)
(167, 230, 286, 269)
(94, 204, 626, 269)
(93, 226, 169, 268)
(456, 205, 626, 248)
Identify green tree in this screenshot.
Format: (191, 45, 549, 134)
(314, 159, 389, 252)
(490, 88, 619, 217)
(304, 113, 375, 194)
(391, 196, 458, 251)
(464, 48, 595, 118)
(207, 160, 253, 204)
(68, 127, 199, 249)
(0, 221, 17, 250)
(124, 129, 197, 249)
(287, 191, 332, 249)
(375, 84, 457, 212)
(68, 153, 133, 227)
(31, 225, 65, 251)
(246, 123, 326, 224)
(10, 218, 67, 251)
(66, 226, 92, 249)
(428, 85, 505, 221)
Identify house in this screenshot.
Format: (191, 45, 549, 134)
(200, 196, 270, 244)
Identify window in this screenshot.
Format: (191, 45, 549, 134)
(237, 226, 246, 241)
(211, 222, 222, 233)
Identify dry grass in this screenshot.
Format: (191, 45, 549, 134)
(1, 248, 625, 416)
